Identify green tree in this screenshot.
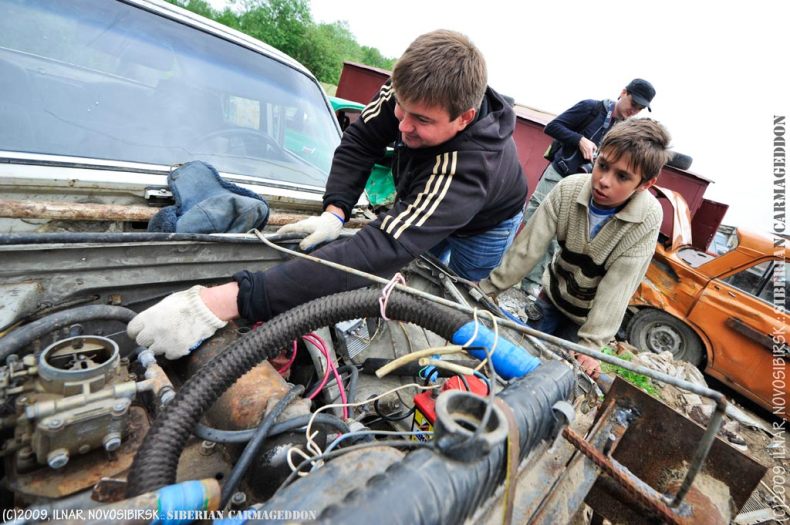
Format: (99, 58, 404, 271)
(166, 0, 395, 83)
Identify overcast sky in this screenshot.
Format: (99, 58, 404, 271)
(306, 0, 788, 233)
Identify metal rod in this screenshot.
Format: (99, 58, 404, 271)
(670, 398, 728, 507)
(563, 426, 682, 525)
(252, 230, 727, 402)
(438, 273, 470, 307)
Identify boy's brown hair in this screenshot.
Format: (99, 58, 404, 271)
(391, 29, 487, 120)
(598, 119, 672, 182)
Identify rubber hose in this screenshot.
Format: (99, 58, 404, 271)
(126, 287, 468, 497)
(220, 384, 304, 507)
(193, 413, 350, 444)
(262, 360, 574, 524)
(0, 305, 137, 362)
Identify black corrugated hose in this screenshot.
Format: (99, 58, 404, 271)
(0, 305, 137, 363)
(126, 287, 469, 497)
(262, 360, 575, 524)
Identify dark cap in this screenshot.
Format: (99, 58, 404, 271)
(626, 78, 655, 112)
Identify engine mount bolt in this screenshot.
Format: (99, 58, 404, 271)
(230, 491, 247, 508)
(47, 449, 69, 469)
(200, 440, 216, 456)
(112, 399, 131, 414)
(103, 433, 122, 452)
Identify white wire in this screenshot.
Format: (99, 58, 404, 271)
(292, 382, 442, 473)
(286, 445, 315, 477)
(459, 307, 500, 371)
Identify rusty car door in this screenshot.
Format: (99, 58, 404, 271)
(686, 258, 788, 409)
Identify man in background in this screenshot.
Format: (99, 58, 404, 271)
(521, 79, 656, 299)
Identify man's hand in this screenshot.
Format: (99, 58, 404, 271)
(574, 352, 601, 379)
(127, 285, 228, 360)
(578, 137, 597, 161)
(276, 208, 344, 251)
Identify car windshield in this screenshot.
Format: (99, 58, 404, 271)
(0, 0, 340, 188)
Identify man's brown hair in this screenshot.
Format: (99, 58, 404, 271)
(598, 119, 672, 182)
(391, 29, 487, 120)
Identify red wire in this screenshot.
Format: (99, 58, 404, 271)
(303, 333, 349, 419)
(277, 340, 298, 374)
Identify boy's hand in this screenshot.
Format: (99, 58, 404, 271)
(574, 352, 601, 379)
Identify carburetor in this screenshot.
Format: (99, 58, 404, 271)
(1, 334, 136, 471)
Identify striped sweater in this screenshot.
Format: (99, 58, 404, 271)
(480, 174, 662, 349)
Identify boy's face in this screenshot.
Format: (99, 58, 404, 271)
(394, 98, 475, 149)
(591, 149, 655, 208)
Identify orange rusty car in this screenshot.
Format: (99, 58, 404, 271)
(626, 225, 789, 412)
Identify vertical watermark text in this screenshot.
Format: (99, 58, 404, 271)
(771, 115, 787, 521)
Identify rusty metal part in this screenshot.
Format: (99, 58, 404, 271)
(175, 439, 232, 488)
(502, 400, 618, 524)
(185, 325, 289, 430)
(0, 199, 157, 222)
(8, 407, 149, 500)
(0, 199, 368, 228)
(584, 378, 766, 524)
(593, 475, 728, 525)
(495, 398, 520, 525)
(563, 426, 682, 525)
(91, 478, 128, 503)
(671, 398, 726, 507)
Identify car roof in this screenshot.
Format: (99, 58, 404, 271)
(131, 0, 316, 81)
(736, 227, 790, 259)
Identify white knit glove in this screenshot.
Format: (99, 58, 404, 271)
(127, 285, 227, 360)
(277, 211, 344, 251)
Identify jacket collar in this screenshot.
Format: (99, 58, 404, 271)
(576, 175, 655, 223)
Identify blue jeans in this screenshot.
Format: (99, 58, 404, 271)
(527, 293, 580, 343)
(429, 211, 523, 281)
(521, 163, 562, 292)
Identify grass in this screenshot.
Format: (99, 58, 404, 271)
(600, 346, 661, 398)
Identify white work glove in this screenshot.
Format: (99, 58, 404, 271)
(127, 285, 227, 360)
(277, 211, 344, 251)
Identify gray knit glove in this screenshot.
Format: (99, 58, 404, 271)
(127, 285, 227, 360)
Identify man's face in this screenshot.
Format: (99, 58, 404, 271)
(591, 148, 655, 208)
(613, 90, 647, 120)
(393, 98, 475, 148)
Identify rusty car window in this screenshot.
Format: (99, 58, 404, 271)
(721, 261, 775, 303)
(761, 261, 790, 311)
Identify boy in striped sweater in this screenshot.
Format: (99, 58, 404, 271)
(480, 119, 672, 378)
